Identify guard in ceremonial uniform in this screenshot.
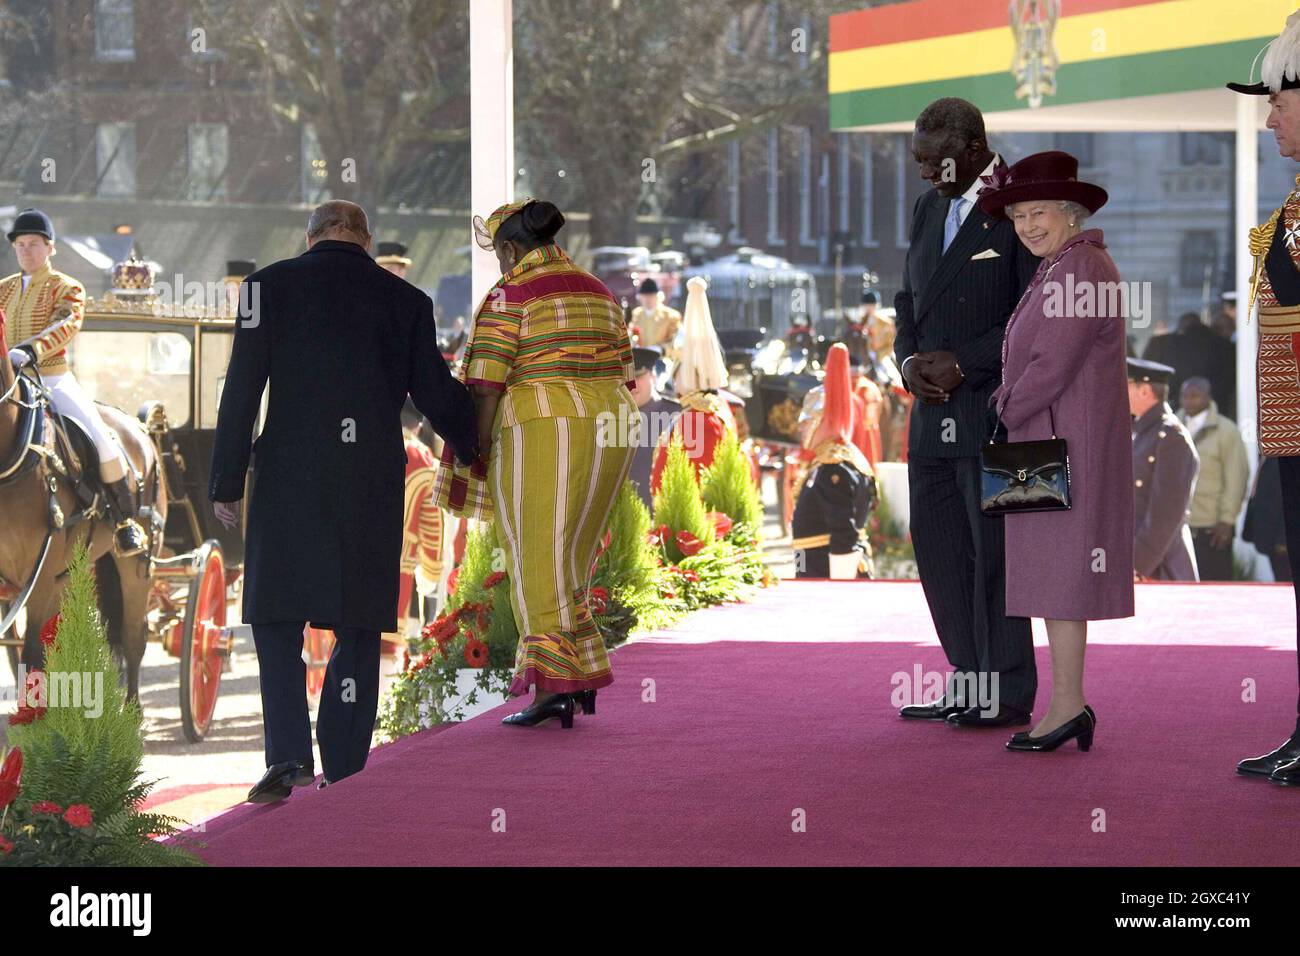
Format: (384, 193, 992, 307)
(1128, 358, 1199, 581)
(627, 346, 680, 510)
(375, 240, 412, 279)
(2, 208, 146, 555)
(630, 278, 681, 354)
(792, 343, 876, 578)
(1228, 19, 1300, 784)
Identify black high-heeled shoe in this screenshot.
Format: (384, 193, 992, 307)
(502, 693, 575, 729)
(1006, 705, 1095, 752)
(571, 690, 596, 715)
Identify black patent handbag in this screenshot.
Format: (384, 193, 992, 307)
(979, 405, 1071, 515)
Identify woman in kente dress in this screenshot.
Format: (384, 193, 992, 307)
(649, 276, 737, 492)
(463, 199, 637, 729)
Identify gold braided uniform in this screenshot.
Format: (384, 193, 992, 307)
(630, 302, 682, 351)
(0, 261, 86, 376)
(1249, 175, 1300, 456)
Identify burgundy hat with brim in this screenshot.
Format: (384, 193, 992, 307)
(975, 151, 1108, 221)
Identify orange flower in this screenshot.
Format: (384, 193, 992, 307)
(463, 637, 489, 668)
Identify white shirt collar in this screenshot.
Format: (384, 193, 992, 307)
(954, 155, 1000, 224)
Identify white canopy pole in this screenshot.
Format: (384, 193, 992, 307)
(470, 0, 514, 312)
(1236, 93, 1260, 480)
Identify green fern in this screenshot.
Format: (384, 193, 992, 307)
(700, 431, 763, 533)
(652, 436, 715, 563)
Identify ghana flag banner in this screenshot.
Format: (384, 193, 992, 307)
(830, 0, 1300, 130)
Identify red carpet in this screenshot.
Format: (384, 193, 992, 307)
(189, 581, 1299, 866)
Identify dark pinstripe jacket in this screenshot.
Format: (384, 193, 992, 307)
(894, 184, 1039, 459)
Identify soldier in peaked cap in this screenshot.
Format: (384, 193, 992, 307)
(1228, 11, 1300, 784)
(1127, 358, 1199, 583)
(630, 277, 682, 354)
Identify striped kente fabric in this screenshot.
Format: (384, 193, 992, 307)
(464, 243, 635, 427)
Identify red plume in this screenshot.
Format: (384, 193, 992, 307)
(810, 343, 854, 448)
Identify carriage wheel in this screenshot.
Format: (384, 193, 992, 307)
(179, 542, 227, 743)
(303, 625, 335, 710)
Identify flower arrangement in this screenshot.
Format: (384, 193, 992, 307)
(378, 439, 774, 739)
(1, 545, 199, 866)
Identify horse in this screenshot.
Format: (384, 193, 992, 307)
(0, 308, 166, 701)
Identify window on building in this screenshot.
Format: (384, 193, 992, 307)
(95, 0, 135, 61)
(1180, 231, 1219, 288)
(302, 123, 331, 203)
(1180, 132, 1227, 166)
(187, 123, 229, 200)
(861, 135, 878, 248)
(96, 123, 136, 198)
(1054, 132, 1095, 167)
(727, 140, 744, 245)
(767, 128, 783, 246)
(800, 127, 816, 247)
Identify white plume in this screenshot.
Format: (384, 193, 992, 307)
(675, 275, 728, 394)
(1261, 11, 1300, 93)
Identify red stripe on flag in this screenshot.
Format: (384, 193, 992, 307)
(829, 0, 1164, 53)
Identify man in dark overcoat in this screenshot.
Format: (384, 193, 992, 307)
(209, 200, 478, 801)
(894, 97, 1039, 727)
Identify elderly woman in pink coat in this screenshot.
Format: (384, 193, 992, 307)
(977, 151, 1134, 754)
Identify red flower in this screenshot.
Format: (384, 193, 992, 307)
(660, 589, 676, 600)
(447, 567, 459, 594)
(0, 835, 12, 855)
(675, 530, 704, 557)
(588, 586, 609, 615)
(39, 614, 60, 647)
(0, 747, 21, 810)
(8, 705, 45, 726)
(648, 524, 670, 547)
(597, 530, 612, 556)
(31, 800, 62, 815)
(63, 804, 93, 828)
(707, 511, 733, 538)
(682, 569, 701, 583)
(482, 570, 507, 590)
(463, 637, 489, 668)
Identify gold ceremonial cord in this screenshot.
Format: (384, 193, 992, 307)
(1249, 205, 1281, 320)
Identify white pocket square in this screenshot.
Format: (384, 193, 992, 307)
(970, 248, 1001, 260)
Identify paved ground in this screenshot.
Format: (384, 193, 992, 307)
(1, 473, 796, 827)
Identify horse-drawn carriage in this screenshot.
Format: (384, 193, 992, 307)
(0, 287, 334, 741)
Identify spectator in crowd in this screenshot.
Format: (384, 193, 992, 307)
(1178, 377, 1249, 581)
(1143, 310, 1236, 419)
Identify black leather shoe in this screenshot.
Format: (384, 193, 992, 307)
(1270, 758, 1300, 786)
(947, 704, 1031, 728)
(502, 694, 574, 729)
(1236, 736, 1300, 778)
(900, 700, 966, 720)
(247, 760, 315, 804)
(1006, 706, 1095, 752)
(572, 690, 597, 715)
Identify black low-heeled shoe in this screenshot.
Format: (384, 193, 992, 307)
(502, 694, 575, 729)
(572, 690, 596, 715)
(1006, 706, 1096, 752)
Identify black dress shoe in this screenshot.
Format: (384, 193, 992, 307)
(247, 760, 315, 804)
(947, 704, 1031, 728)
(572, 690, 597, 715)
(501, 694, 575, 729)
(899, 700, 966, 720)
(1270, 758, 1300, 786)
(1006, 706, 1096, 752)
(1236, 736, 1300, 778)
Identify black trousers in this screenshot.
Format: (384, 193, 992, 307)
(908, 455, 1037, 712)
(1274, 456, 1300, 734)
(251, 622, 382, 783)
(1191, 528, 1235, 582)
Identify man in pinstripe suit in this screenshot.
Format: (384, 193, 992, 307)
(894, 98, 1039, 728)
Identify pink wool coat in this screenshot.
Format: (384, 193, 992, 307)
(990, 229, 1135, 620)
